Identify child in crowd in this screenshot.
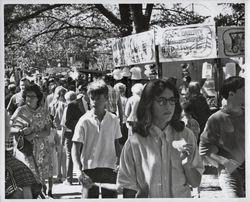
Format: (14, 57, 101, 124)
(72, 79, 122, 198)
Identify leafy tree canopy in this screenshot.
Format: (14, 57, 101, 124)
(4, 3, 244, 72)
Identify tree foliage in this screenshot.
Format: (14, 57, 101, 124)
(4, 3, 245, 72)
(214, 3, 245, 27)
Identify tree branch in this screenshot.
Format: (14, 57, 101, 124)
(94, 4, 123, 26)
(5, 4, 65, 25)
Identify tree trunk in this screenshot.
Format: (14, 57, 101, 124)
(130, 4, 153, 33)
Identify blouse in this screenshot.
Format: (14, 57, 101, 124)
(117, 124, 204, 198)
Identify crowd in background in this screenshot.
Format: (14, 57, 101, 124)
(4, 70, 245, 199)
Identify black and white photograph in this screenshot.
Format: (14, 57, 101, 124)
(1, 0, 248, 200)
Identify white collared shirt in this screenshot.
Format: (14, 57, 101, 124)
(72, 109, 122, 170)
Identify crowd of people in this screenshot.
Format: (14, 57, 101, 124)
(4, 72, 245, 198)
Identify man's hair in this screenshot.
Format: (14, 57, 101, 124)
(220, 76, 244, 99)
(188, 81, 201, 95)
(131, 83, 144, 95)
(65, 90, 77, 102)
(87, 79, 109, 97)
(114, 82, 126, 94)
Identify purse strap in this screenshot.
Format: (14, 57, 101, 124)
(5, 165, 18, 192)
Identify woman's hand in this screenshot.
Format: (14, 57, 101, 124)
(179, 144, 193, 165)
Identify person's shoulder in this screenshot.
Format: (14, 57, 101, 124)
(189, 117, 199, 125)
(76, 111, 91, 124)
(67, 99, 79, 107)
(105, 110, 119, 120)
(182, 126, 193, 135)
(208, 110, 225, 120)
(180, 126, 197, 142)
(81, 110, 92, 118)
(13, 105, 26, 115)
(10, 92, 21, 99)
(126, 133, 141, 144)
(47, 93, 53, 99)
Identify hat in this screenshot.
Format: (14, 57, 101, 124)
(121, 67, 131, 77)
(130, 66, 142, 80)
(113, 68, 123, 80)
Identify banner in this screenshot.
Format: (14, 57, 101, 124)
(218, 26, 244, 58)
(112, 30, 155, 67)
(124, 30, 155, 66)
(158, 24, 217, 62)
(112, 37, 126, 67)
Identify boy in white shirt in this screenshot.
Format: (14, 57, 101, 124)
(72, 79, 122, 198)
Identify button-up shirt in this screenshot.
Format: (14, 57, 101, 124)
(117, 124, 204, 198)
(72, 109, 122, 170)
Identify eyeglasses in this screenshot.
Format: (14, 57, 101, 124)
(154, 97, 177, 106)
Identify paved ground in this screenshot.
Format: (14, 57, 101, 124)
(47, 166, 223, 199)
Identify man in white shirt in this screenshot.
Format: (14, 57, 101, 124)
(72, 79, 122, 198)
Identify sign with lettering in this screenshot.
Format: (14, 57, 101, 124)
(124, 30, 155, 66)
(218, 26, 245, 58)
(112, 37, 126, 67)
(158, 24, 217, 62)
(112, 30, 155, 67)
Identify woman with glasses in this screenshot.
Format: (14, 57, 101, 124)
(117, 79, 204, 198)
(10, 84, 54, 198)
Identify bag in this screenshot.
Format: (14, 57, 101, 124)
(5, 166, 24, 199)
(17, 135, 33, 157)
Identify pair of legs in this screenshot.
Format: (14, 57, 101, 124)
(64, 134, 73, 184)
(83, 168, 118, 198)
(55, 130, 66, 182)
(218, 162, 245, 197)
(43, 177, 53, 197)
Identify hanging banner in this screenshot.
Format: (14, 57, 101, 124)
(124, 30, 155, 66)
(158, 24, 217, 62)
(112, 30, 155, 67)
(218, 26, 245, 58)
(112, 37, 126, 67)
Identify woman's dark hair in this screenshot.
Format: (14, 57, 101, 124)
(22, 84, 43, 107)
(220, 76, 244, 99)
(134, 79, 184, 137)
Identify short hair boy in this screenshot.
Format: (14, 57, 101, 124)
(72, 79, 122, 198)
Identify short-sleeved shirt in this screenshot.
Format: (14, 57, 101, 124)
(72, 109, 122, 170)
(117, 124, 204, 198)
